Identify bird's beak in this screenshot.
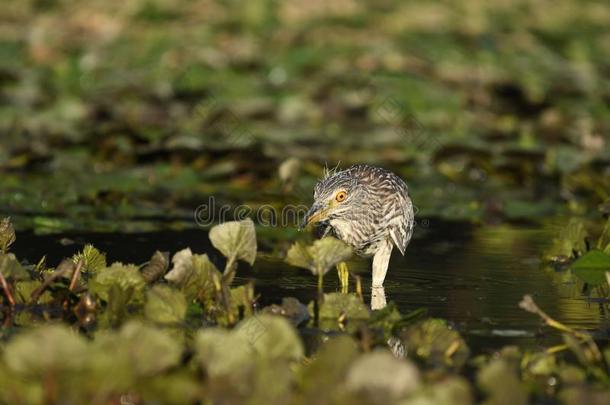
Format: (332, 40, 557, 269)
(300, 201, 331, 230)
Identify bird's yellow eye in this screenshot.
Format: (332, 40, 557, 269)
(335, 191, 347, 202)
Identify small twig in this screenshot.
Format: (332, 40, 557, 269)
(30, 259, 75, 304)
(520, 294, 603, 364)
(62, 259, 84, 310)
(214, 271, 235, 325)
(519, 294, 589, 339)
(546, 343, 569, 354)
(68, 259, 84, 292)
(0, 271, 16, 307)
(222, 257, 237, 286)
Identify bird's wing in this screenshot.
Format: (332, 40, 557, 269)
(388, 198, 414, 256)
(389, 222, 407, 255)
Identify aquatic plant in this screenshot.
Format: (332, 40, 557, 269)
(285, 237, 352, 294)
(1, 217, 610, 403)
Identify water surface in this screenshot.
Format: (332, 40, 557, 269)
(12, 219, 603, 352)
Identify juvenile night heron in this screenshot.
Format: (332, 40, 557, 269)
(301, 164, 414, 287)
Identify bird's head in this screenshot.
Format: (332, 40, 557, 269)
(300, 170, 361, 229)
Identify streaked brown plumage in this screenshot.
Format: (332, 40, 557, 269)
(302, 164, 414, 286)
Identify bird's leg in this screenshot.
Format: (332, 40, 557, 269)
(372, 240, 393, 287)
(337, 261, 349, 293)
(371, 286, 387, 310)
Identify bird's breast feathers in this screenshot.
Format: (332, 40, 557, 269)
(329, 218, 389, 257)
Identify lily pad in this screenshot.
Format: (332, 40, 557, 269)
(297, 335, 359, 399)
(194, 328, 253, 378)
(286, 237, 352, 276)
(144, 285, 187, 324)
(194, 315, 301, 404)
(234, 314, 304, 362)
(345, 350, 421, 400)
(165, 249, 221, 301)
(478, 358, 527, 405)
(14, 280, 52, 304)
(0, 253, 29, 280)
(543, 219, 588, 263)
(89, 262, 146, 302)
(92, 321, 182, 378)
(4, 324, 88, 377)
(405, 376, 473, 405)
(318, 292, 370, 320)
(401, 318, 470, 370)
(571, 250, 610, 286)
(209, 219, 257, 266)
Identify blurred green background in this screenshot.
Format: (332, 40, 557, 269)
(1, 0, 609, 232)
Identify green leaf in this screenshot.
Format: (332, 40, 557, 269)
(297, 335, 359, 400)
(571, 250, 610, 286)
(194, 317, 302, 403)
(0, 217, 15, 253)
(89, 262, 146, 302)
(209, 219, 257, 265)
(144, 285, 187, 324)
(194, 328, 253, 378)
(4, 324, 88, 377)
(136, 372, 203, 405)
(286, 237, 352, 276)
(345, 350, 421, 400)
(72, 244, 106, 274)
(14, 280, 52, 304)
(543, 219, 587, 263)
(318, 293, 370, 320)
(230, 283, 255, 317)
(0, 253, 29, 280)
(401, 318, 470, 370)
(92, 321, 182, 378)
(165, 249, 221, 301)
(101, 283, 133, 327)
(190, 254, 222, 301)
(234, 314, 304, 362)
(407, 377, 473, 405)
(477, 358, 527, 405)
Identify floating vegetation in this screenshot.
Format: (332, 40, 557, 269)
(286, 237, 353, 294)
(1, 217, 610, 403)
(543, 216, 610, 302)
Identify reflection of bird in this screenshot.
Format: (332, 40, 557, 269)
(301, 164, 414, 287)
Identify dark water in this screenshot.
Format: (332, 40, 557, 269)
(12, 219, 604, 352)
